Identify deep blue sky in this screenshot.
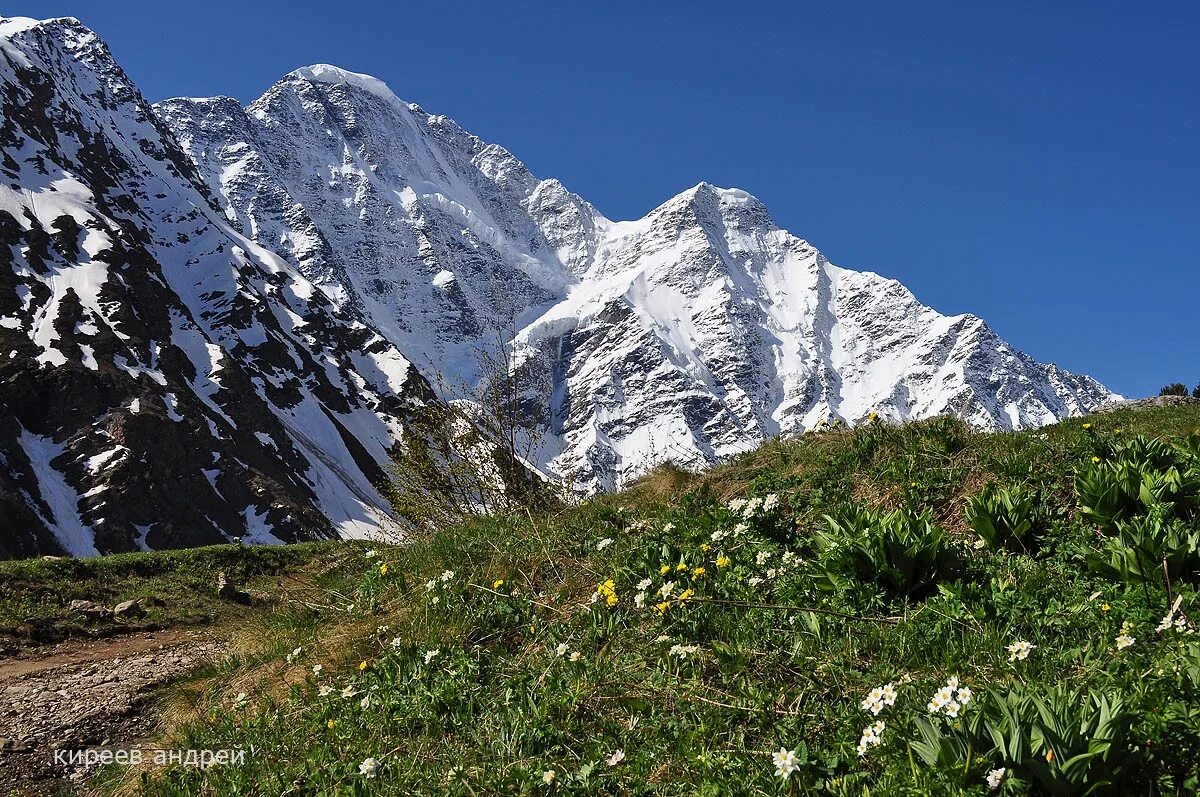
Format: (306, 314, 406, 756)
(18, 0, 1200, 397)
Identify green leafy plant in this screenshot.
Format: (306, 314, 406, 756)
(1075, 460, 1146, 532)
(911, 686, 1144, 796)
(966, 482, 1047, 554)
(1087, 513, 1200, 585)
(814, 507, 959, 602)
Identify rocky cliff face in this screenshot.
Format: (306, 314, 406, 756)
(0, 18, 430, 557)
(1, 16, 1118, 557)
(159, 65, 1118, 493)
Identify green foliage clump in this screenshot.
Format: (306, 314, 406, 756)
(966, 482, 1048, 554)
(815, 507, 960, 602)
(911, 686, 1143, 796)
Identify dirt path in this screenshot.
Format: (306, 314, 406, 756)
(0, 629, 222, 795)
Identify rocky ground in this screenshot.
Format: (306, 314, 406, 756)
(0, 629, 222, 795)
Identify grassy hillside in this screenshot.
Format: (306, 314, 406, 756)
(77, 403, 1200, 794)
(0, 542, 345, 647)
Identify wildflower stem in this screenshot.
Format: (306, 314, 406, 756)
(686, 596, 902, 625)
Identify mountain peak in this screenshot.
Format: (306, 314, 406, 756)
(285, 64, 399, 103)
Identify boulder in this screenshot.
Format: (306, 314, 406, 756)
(68, 600, 110, 620)
(216, 572, 251, 604)
(111, 599, 146, 619)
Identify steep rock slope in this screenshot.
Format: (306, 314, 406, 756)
(0, 18, 430, 557)
(160, 68, 1118, 492)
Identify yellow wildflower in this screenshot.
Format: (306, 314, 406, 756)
(676, 562, 688, 572)
(358, 660, 368, 671)
(1082, 423, 1092, 430)
(379, 564, 388, 576)
(677, 589, 694, 602)
(692, 566, 706, 578)
(654, 601, 670, 614)
(1114, 428, 1122, 435)
(699, 543, 711, 552)
(660, 564, 671, 575)
(1092, 456, 1102, 464)
(715, 555, 731, 569)
(1045, 749, 1054, 762)
(493, 579, 505, 590)
(596, 579, 619, 607)
(1101, 603, 1111, 612)
(327, 719, 336, 729)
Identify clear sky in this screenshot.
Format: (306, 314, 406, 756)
(16, 0, 1200, 398)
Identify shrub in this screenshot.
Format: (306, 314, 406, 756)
(814, 507, 959, 602)
(965, 482, 1047, 554)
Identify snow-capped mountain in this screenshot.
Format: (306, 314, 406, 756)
(0, 17, 431, 557)
(158, 64, 1118, 493)
(1, 16, 1116, 557)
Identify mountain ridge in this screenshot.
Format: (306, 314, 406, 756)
(1, 15, 1118, 556)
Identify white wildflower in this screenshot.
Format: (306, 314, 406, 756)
(318, 685, 333, 697)
(569, 651, 582, 662)
(1007, 640, 1035, 661)
(341, 685, 356, 699)
(857, 720, 885, 756)
(606, 749, 625, 767)
(360, 694, 371, 710)
(286, 646, 303, 664)
(597, 537, 614, 551)
(1115, 634, 1135, 650)
(423, 649, 440, 664)
(1157, 596, 1195, 634)
(755, 550, 772, 566)
(358, 757, 379, 778)
(748, 576, 764, 587)
(860, 687, 885, 716)
(763, 493, 780, 511)
(772, 747, 800, 778)
(440, 569, 455, 583)
(668, 643, 700, 659)
(986, 767, 1006, 790)
(633, 591, 647, 608)
(391, 636, 404, 649)
(658, 581, 676, 598)
(555, 643, 570, 657)
(542, 769, 556, 784)
(637, 578, 653, 591)
(311, 664, 323, 677)
(662, 522, 675, 533)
